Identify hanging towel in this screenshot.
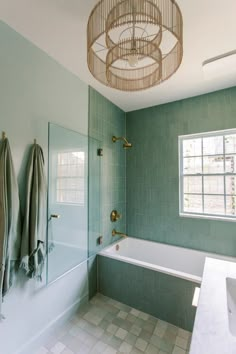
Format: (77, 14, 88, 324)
(20, 143, 47, 281)
(0, 138, 21, 320)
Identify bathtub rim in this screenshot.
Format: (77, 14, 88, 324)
(98, 237, 236, 284)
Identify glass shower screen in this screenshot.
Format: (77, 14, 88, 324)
(47, 123, 88, 284)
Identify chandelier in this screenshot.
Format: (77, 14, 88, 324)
(87, 0, 183, 92)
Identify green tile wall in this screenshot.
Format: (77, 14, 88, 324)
(88, 136, 102, 258)
(88, 88, 126, 296)
(88, 256, 98, 300)
(126, 87, 236, 257)
(98, 256, 197, 331)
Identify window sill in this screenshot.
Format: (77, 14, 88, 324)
(179, 212, 236, 223)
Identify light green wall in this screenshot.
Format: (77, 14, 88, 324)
(126, 87, 236, 257)
(0, 20, 88, 354)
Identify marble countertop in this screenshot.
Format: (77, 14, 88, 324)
(190, 257, 236, 354)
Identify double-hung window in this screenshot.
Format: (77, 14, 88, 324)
(56, 151, 85, 205)
(179, 129, 236, 221)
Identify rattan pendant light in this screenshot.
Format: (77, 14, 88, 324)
(87, 0, 183, 91)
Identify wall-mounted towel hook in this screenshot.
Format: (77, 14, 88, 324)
(34, 139, 37, 145)
(2, 132, 6, 140)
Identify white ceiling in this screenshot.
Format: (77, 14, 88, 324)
(0, 0, 236, 112)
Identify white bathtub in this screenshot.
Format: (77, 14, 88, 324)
(99, 237, 236, 284)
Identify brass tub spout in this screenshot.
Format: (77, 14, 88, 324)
(112, 229, 127, 238)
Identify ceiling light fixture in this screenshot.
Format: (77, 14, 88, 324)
(87, 0, 183, 92)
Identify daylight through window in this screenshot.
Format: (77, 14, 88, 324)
(179, 129, 236, 220)
(56, 151, 85, 205)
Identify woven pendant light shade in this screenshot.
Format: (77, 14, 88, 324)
(87, 0, 183, 91)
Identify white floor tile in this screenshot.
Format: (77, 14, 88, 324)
(173, 346, 187, 354)
(51, 342, 66, 354)
(130, 309, 140, 317)
(32, 294, 191, 354)
(34, 347, 49, 354)
(135, 338, 148, 352)
(107, 323, 118, 335)
(178, 328, 191, 340)
(116, 327, 128, 340)
(119, 341, 133, 353)
(175, 336, 188, 350)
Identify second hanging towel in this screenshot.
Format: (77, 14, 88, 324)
(20, 143, 47, 280)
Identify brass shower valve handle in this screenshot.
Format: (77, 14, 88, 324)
(110, 210, 122, 222)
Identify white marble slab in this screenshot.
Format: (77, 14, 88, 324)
(190, 257, 236, 354)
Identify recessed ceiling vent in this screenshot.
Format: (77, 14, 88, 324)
(202, 50, 236, 80)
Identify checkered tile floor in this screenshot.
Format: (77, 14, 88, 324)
(34, 293, 191, 354)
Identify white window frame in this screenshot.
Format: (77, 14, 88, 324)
(179, 128, 236, 222)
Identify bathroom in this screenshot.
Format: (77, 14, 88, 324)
(0, 1, 236, 354)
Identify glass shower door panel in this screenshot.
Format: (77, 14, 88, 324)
(47, 123, 88, 284)
(88, 137, 101, 257)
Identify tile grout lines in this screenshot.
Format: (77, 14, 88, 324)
(34, 293, 191, 354)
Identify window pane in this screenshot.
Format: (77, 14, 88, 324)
(57, 190, 84, 204)
(57, 165, 68, 177)
(68, 165, 84, 177)
(183, 138, 201, 157)
(56, 151, 85, 204)
(57, 178, 84, 190)
(203, 136, 223, 155)
(183, 157, 202, 174)
(181, 131, 236, 219)
(184, 194, 202, 213)
(204, 176, 224, 194)
(226, 176, 236, 195)
(58, 153, 68, 165)
(57, 165, 84, 178)
(225, 135, 236, 154)
(225, 155, 236, 173)
(226, 196, 236, 216)
(184, 176, 202, 194)
(203, 156, 224, 174)
(204, 195, 224, 215)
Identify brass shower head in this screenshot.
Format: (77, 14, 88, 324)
(123, 142, 132, 149)
(112, 136, 132, 149)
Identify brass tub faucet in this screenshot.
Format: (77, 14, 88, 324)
(112, 229, 127, 238)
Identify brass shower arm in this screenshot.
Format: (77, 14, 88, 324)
(112, 136, 128, 144)
(112, 136, 132, 149)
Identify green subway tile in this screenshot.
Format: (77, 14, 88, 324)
(88, 87, 126, 297)
(126, 86, 236, 257)
(98, 256, 197, 331)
